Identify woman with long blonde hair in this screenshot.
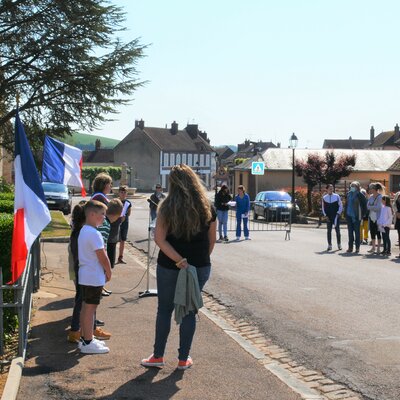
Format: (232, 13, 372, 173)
(141, 164, 216, 370)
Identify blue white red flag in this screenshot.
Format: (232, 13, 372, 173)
(42, 136, 86, 196)
(11, 111, 51, 284)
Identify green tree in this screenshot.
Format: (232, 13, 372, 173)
(0, 0, 147, 153)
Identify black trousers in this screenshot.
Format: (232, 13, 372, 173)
(107, 242, 117, 268)
(327, 217, 341, 246)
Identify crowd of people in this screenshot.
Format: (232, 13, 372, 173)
(66, 166, 215, 371)
(322, 180, 400, 257)
(68, 167, 400, 365)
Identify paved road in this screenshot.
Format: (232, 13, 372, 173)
(124, 196, 400, 400)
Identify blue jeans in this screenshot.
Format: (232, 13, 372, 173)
(217, 210, 228, 237)
(346, 216, 361, 249)
(236, 215, 249, 238)
(153, 265, 211, 361)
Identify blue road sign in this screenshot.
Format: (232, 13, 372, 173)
(251, 161, 265, 175)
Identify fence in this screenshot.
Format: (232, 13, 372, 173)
(0, 237, 40, 358)
(226, 201, 292, 240)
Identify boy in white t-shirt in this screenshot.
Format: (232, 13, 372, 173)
(78, 200, 112, 354)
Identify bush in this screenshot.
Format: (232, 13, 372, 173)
(294, 187, 307, 214)
(0, 214, 18, 339)
(0, 177, 14, 193)
(311, 191, 323, 217)
(0, 192, 14, 201)
(0, 200, 14, 214)
(0, 213, 14, 284)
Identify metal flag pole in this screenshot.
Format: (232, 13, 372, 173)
(139, 200, 158, 298)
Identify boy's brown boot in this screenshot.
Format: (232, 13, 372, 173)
(67, 330, 81, 343)
(93, 327, 111, 340)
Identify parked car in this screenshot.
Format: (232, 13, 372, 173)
(253, 191, 300, 222)
(42, 182, 72, 215)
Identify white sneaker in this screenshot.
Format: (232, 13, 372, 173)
(80, 340, 109, 354)
(78, 337, 105, 349)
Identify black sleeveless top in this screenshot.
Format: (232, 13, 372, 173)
(157, 207, 216, 270)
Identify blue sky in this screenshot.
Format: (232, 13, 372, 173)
(92, 1, 400, 149)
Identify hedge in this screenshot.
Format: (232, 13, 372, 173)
(0, 192, 14, 201)
(0, 213, 14, 284)
(0, 200, 14, 214)
(0, 213, 18, 339)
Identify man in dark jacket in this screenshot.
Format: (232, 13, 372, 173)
(149, 184, 166, 221)
(345, 181, 367, 253)
(322, 184, 343, 251)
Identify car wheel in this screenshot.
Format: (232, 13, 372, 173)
(253, 210, 258, 220)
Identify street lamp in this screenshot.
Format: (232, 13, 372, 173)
(289, 133, 298, 206)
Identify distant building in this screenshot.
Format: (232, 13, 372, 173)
(214, 145, 234, 165)
(113, 120, 215, 191)
(323, 137, 369, 149)
(224, 139, 278, 167)
(83, 139, 114, 166)
(233, 148, 400, 199)
(368, 124, 400, 150)
(0, 146, 13, 183)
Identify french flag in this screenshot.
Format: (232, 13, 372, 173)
(42, 136, 86, 196)
(11, 111, 51, 284)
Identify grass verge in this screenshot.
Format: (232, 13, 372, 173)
(42, 211, 70, 238)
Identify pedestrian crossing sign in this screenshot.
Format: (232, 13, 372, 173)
(251, 161, 265, 175)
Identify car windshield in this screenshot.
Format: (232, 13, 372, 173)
(42, 183, 67, 193)
(265, 192, 291, 201)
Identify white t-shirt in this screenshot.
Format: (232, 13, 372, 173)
(78, 225, 106, 287)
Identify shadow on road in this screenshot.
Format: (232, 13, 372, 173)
(23, 316, 80, 376)
(99, 368, 185, 400)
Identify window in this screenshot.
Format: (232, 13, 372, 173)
(170, 153, 175, 166)
(188, 153, 193, 166)
(193, 154, 198, 166)
(205, 154, 210, 167)
(163, 153, 168, 166)
(199, 154, 204, 166)
(176, 154, 181, 164)
(182, 153, 187, 164)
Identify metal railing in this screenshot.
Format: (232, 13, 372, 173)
(0, 237, 41, 358)
(225, 201, 292, 239)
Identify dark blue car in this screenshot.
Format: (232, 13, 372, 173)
(253, 191, 299, 222)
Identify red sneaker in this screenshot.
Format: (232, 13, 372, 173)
(141, 354, 165, 368)
(177, 356, 193, 370)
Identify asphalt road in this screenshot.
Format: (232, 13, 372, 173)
(73, 195, 400, 400)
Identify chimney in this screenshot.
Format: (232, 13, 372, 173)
(135, 119, 144, 129)
(186, 124, 199, 139)
(199, 131, 207, 141)
(370, 126, 375, 144)
(394, 123, 400, 141)
(170, 121, 178, 135)
(349, 136, 353, 148)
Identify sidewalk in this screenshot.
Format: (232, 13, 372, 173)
(17, 241, 301, 400)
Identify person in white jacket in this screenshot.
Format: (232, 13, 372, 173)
(377, 195, 393, 256)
